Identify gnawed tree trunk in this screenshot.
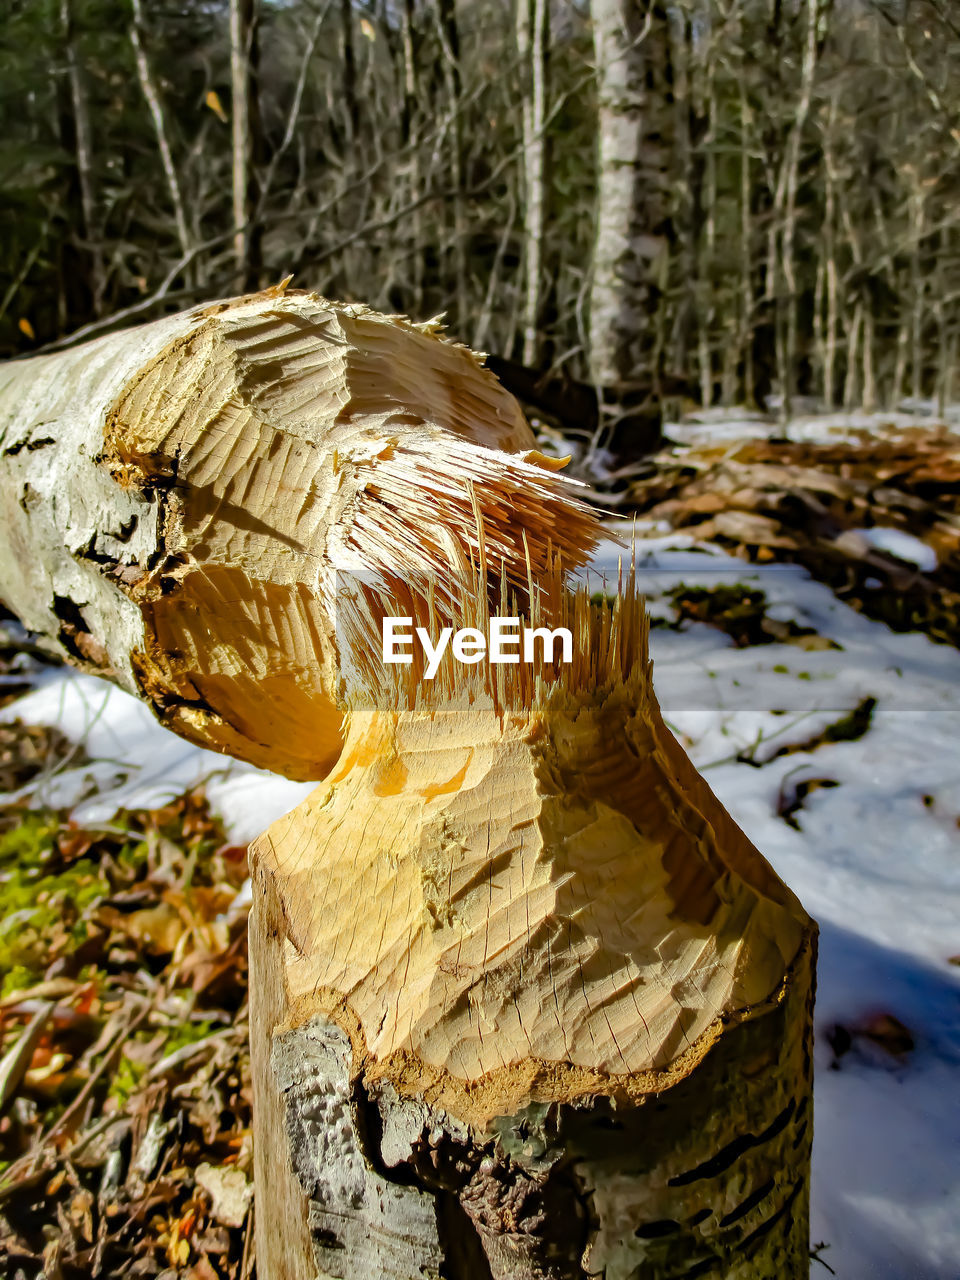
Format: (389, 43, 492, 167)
(0, 285, 596, 782)
(250, 576, 815, 1279)
(0, 292, 815, 1278)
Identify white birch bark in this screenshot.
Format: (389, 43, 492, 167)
(517, 0, 549, 367)
(0, 287, 601, 782)
(775, 0, 821, 421)
(230, 0, 257, 283)
(60, 0, 105, 314)
(588, 0, 664, 394)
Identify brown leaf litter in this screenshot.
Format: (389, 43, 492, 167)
(624, 426, 960, 646)
(0, 789, 254, 1279)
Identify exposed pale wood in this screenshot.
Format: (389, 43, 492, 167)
(251, 570, 816, 1278)
(0, 286, 598, 781)
(0, 295, 815, 1277)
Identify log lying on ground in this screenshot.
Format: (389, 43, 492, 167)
(250, 568, 816, 1280)
(0, 286, 599, 780)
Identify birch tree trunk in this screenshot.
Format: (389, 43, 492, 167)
(588, 0, 670, 457)
(230, 0, 262, 290)
(773, 0, 821, 423)
(821, 101, 839, 409)
(58, 0, 105, 320)
(436, 0, 469, 332)
(698, 52, 718, 410)
(737, 69, 756, 407)
(400, 0, 425, 317)
(909, 179, 926, 402)
(0, 293, 816, 1279)
(517, 0, 549, 368)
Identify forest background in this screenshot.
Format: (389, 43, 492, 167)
(3, 0, 959, 469)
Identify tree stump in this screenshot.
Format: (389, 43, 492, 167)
(0, 290, 816, 1278)
(250, 579, 816, 1279)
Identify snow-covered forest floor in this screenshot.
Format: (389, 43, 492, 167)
(2, 413, 959, 1278)
(588, 532, 960, 1279)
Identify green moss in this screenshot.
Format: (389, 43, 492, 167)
(107, 1021, 217, 1106)
(163, 1019, 216, 1054)
(109, 1052, 149, 1106)
(1, 962, 36, 998)
(0, 792, 231, 999)
(0, 814, 107, 989)
(0, 810, 61, 870)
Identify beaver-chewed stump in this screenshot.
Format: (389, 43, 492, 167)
(0, 287, 815, 1279)
(250, 577, 816, 1280)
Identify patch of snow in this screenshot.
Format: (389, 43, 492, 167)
(895, 398, 960, 425)
(663, 405, 960, 447)
(852, 526, 939, 572)
(0, 669, 314, 842)
(586, 528, 960, 1278)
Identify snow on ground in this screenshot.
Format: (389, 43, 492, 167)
(0, 670, 313, 843)
(589, 528, 960, 1280)
(851, 526, 939, 572)
(3, 527, 959, 1277)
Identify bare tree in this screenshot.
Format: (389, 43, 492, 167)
(230, 0, 262, 289)
(59, 0, 105, 317)
(588, 0, 670, 455)
(516, 0, 549, 366)
(130, 0, 193, 264)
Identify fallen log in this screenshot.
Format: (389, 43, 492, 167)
(0, 292, 816, 1278)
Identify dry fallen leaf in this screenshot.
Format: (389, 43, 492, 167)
(187, 1258, 221, 1280)
(96, 902, 184, 953)
(859, 1012, 914, 1057)
(195, 1162, 252, 1229)
(204, 89, 228, 123)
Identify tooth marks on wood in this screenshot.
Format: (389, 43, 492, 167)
(0, 290, 600, 781)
